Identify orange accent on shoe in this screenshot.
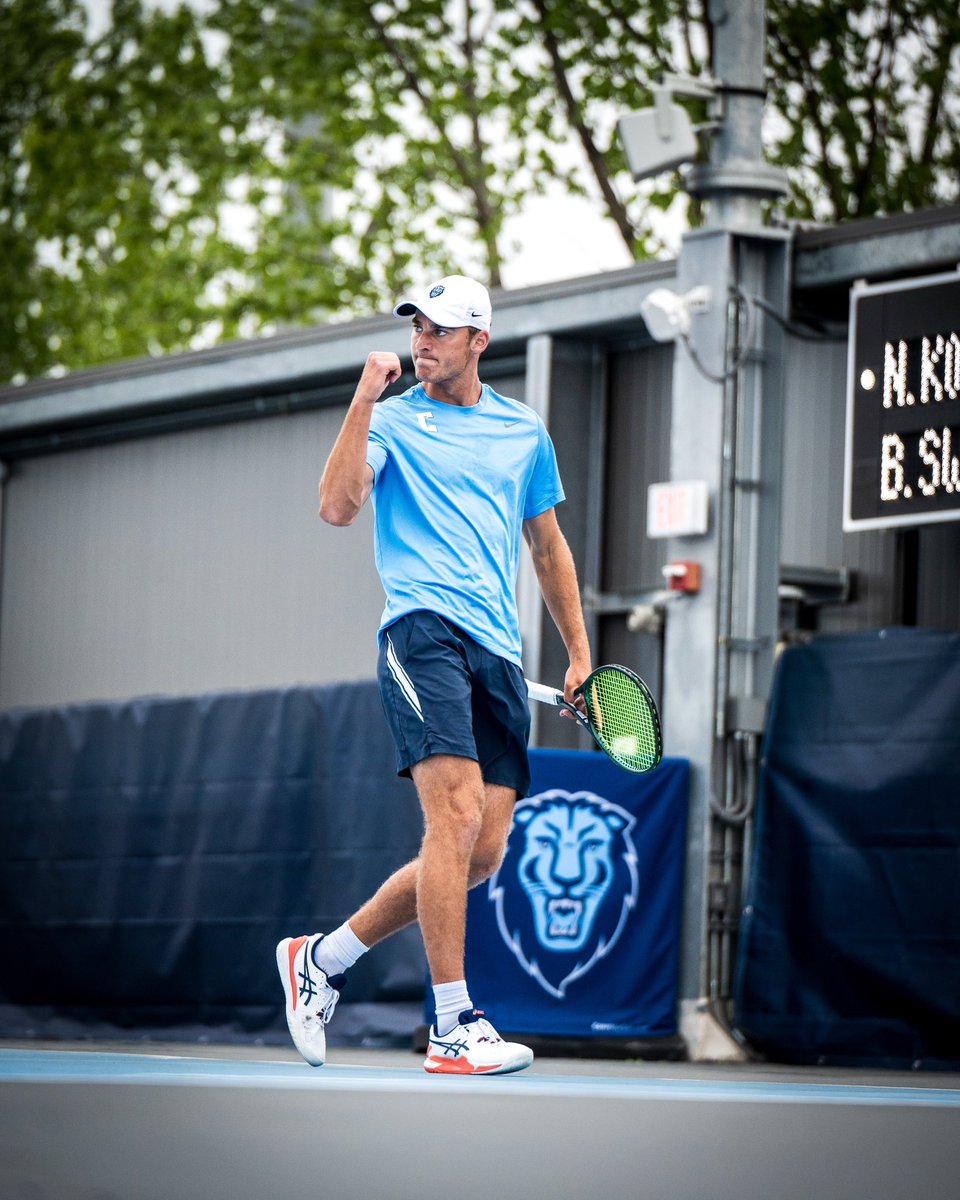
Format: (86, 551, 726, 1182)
(425, 1054, 500, 1075)
(287, 936, 308, 1010)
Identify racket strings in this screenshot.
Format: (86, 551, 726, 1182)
(583, 669, 661, 771)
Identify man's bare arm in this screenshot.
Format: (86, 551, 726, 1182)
(319, 351, 402, 526)
(522, 508, 592, 705)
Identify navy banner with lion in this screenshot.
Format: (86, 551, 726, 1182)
(464, 749, 689, 1039)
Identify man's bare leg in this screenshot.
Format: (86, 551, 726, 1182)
(298, 760, 531, 1070)
(347, 762, 517, 977)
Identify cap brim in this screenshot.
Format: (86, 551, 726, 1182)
(392, 298, 475, 328)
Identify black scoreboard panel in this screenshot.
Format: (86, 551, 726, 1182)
(844, 272, 960, 531)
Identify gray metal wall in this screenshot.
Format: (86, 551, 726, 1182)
(778, 335, 903, 632)
(2, 300, 957, 714)
(599, 342, 674, 690)
(0, 364, 534, 713)
(524, 336, 673, 748)
(915, 523, 960, 630)
(0, 406, 384, 709)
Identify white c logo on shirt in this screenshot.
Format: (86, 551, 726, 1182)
(416, 412, 438, 433)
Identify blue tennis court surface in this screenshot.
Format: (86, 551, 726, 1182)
(3, 1046, 959, 1107)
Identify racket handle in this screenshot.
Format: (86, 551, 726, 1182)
(525, 679, 565, 707)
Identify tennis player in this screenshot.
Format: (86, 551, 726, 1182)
(277, 274, 592, 1074)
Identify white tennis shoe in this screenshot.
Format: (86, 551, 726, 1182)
(424, 1009, 533, 1075)
(276, 934, 345, 1067)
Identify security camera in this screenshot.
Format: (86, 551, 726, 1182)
(640, 286, 711, 342)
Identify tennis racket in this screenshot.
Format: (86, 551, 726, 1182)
(526, 664, 662, 774)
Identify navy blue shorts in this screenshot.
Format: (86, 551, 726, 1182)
(377, 611, 532, 797)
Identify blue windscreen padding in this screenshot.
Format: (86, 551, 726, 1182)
(0, 682, 427, 1043)
(0, 682, 689, 1048)
(734, 627, 960, 1069)
(463, 750, 689, 1039)
(0, 682, 690, 1047)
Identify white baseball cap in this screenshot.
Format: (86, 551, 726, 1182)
(393, 275, 492, 332)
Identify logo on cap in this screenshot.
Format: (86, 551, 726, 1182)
(429, 284, 445, 298)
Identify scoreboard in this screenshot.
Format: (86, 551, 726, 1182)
(844, 271, 960, 531)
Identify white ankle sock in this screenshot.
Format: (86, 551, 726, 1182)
(433, 980, 472, 1037)
(311, 922, 369, 977)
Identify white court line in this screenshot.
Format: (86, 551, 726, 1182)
(2, 1049, 959, 1108)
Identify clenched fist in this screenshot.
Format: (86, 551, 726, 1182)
(355, 351, 403, 404)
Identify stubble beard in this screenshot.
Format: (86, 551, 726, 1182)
(415, 349, 472, 390)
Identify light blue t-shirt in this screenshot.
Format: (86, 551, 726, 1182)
(365, 382, 564, 665)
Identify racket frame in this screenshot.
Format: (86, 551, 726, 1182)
(525, 664, 662, 773)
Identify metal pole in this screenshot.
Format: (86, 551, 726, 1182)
(662, 0, 791, 1059)
(687, 0, 788, 230)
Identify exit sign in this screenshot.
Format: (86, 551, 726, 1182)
(647, 480, 710, 538)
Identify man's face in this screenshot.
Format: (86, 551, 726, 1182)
(410, 314, 478, 386)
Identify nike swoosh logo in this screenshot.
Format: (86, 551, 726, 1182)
(503, 418, 519, 427)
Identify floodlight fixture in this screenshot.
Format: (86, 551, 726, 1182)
(618, 73, 722, 182)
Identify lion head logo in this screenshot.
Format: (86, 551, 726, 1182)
(488, 789, 639, 999)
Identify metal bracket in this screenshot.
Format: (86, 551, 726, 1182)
(654, 72, 725, 133)
(725, 695, 767, 735)
(721, 635, 771, 652)
(778, 564, 852, 606)
(582, 585, 678, 615)
(582, 585, 687, 638)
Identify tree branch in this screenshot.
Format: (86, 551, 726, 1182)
(459, 0, 501, 283)
(368, 7, 502, 280)
(530, 0, 637, 252)
(849, 0, 896, 214)
(916, 24, 954, 173)
(769, 25, 848, 219)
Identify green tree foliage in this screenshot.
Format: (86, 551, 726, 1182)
(2, 0, 958, 383)
(0, 0, 269, 382)
(207, 0, 700, 324)
(765, 0, 960, 221)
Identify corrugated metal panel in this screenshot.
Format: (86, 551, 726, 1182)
(4, 302, 955, 716)
(916, 524, 960, 630)
(779, 336, 901, 632)
(602, 344, 674, 596)
(0, 261, 677, 447)
(779, 338, 848, 568)
(597, 342, 674, 697)
(0, 407, 384, 708)
(531, 340, 601, 751)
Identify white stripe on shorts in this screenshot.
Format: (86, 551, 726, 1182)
(385, 634, 424, 721)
